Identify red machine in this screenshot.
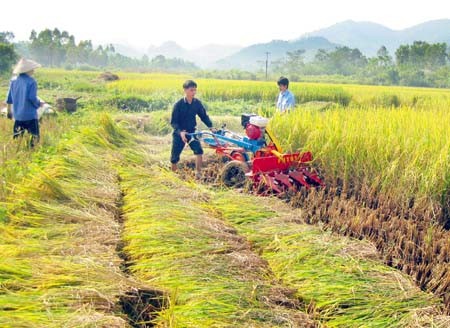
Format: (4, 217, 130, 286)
(191, 114, 324, 194)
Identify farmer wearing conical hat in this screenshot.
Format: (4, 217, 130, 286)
(6, 58, 45, 147)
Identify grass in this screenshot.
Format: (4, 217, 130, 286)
(207, 192, 443, 327)
(1, 69, 449, 326)
(118, 157, 443, 327)
(119, 162, 316, 327)
(1, 110, 447, 326)
(0, 114, 73, 201)
(270, 105, 450, 210)
(0, 114, 132, 327)
(114, 124, 445, 326)
(106, 71, 450, 107)
(108, 78, 352, 106)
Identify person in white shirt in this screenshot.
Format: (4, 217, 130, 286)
(276, 77, 295, 113)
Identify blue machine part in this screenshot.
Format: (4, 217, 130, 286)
(189, 130, 265, 154)
(203, 137, 226, 147)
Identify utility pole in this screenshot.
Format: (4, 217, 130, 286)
(265, 52, 270, 80)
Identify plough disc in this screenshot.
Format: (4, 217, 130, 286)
(217, 150, 324, 196)
(251, 167, 323, 195)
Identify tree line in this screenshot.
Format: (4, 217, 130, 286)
(0, 32, 18, 73)
(1, 28, 198, 74)
(272, 42, 450, 88)
(0, 28, 448, 88)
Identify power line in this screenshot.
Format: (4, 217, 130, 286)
(265, 52, 270, 80)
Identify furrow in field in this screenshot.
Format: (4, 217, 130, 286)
(207, 191, 449, 327)
(0, 114, 156, 327)
(0, 118, 131, 326)
(118, 161, 317, 327)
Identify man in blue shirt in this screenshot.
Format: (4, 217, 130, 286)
(276, 77, 295, 113)
(170, 80, 214, 178)
(6, 58, 43, 147)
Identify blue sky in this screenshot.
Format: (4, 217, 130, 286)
(1, 0, 448, 48)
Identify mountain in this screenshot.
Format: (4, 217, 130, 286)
(147, 41, 189, 60)
(303, 19, 450, 55)
(191, 44, 242, 67)
(401, 19, 450, 44)
(145, 41, 241, 68)
(111, 19, 450, 70)
(111, 41, 240, 67)
(215, 37, 339, 70)
(112, 43, 147, 58)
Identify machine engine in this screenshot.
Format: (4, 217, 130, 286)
(241, 114, 269, 141)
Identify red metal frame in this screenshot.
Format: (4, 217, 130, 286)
(204, 133, 324, 193)
(252, 152, 313, 173)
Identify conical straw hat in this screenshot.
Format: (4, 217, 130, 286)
(13, 58, 41, 75)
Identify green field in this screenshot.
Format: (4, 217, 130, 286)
(0, 69, 449, 327)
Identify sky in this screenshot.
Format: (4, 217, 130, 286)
(1, 0, 449, 49)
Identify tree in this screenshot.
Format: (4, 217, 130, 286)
(396, 41, 448, 69)
(87, 45, 105, 67)
(376, 46, 393, 67)
(286, 49, 305, 70)
(0, 32, 15, 43)
(315, 49, 329, 62)
(29, 29, 53, 65)
(0, 32, 18, 74)
(424, 43, 448, 68)
(141, 54, 150, 67)
(18, 28, 199, 72)
(312, 46, 367, 75)
(77, 40, 93, 64)
(29, 28, 78, 66)
(395, 45, 410, 66)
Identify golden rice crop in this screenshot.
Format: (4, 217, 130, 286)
(270, 103, 450, 216)
(2, 69, 450, 324)
(107, 73, 450, 107)
(108, 77, 353, 105)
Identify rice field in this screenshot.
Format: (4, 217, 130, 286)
(108, 78, 353, 105)
(106, 72, 450, 107)
(1, 69, 449, 326)
(270, 105, 450, 210)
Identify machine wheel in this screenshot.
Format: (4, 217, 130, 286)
(220, 161, 248, 187)
(231, 151, 249, 162)
(221, 155, 231, 163)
